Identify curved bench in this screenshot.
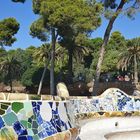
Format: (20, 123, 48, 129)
(0, 94, 78, 140)
(1, 88, 140, 140)
(67, 88, 140, 140)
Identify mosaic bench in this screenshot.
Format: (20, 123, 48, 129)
(67, 88, 140, 123)
(1, 88, 140, 140)
(0, 93, 78, 140)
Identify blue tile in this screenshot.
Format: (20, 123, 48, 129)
(0, 116, 5, 129)
(42, 122, 50, 128)
(42, 129, 48, 137)
(64, 123, 68, 130)
(36, 105, 40, 111)
(27, 136, 33, 140)
(68, 121, 72, 128)
(13, 121, 27, 136)
(48, 102, 53, 108)
(32, 102, 36, 107)
(38, 132, 44, 139)
(42, 122, 57, 136)
(18, 136, 27, 140)
(36, 114, 43, 125)
(46, 125, 57, 136)
(50, 109, 66, 132)
(37, 102, 42, 105)
(33, 108, 39, 116)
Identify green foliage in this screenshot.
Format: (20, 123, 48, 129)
(30, 0, 103, 88)
(15, 47, 34, 76)
(118, 37, 140, 71)
(90, 31, 126, 74)
(31, 0, 102, 40)
(0, 18, 20, 47)
(21, 66, 50, 87)
(102, 0, 140, 19)
(33, 43, 68, 72)
(21, 66, 38, 87)
(102, 0, 117, 9)
(102, 32, 126, 72)
(109, 31, 126, 49)
(0, 51, 21, 87)
(30, 18, 49, 42)
(1, 0, 139, 90)
(0, 48, 6, 58)
(33, 43, 51, 67)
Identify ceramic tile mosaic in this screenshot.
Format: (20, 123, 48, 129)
(68, 88, 140, 115)
(0, 101, 75, 140)
(1, 88, 140, 140)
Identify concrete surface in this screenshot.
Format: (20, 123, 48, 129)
(78, 117, 140, 140)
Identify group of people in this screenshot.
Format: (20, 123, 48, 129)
(99, 73, 131, 82)
(117, 75, 130, 82)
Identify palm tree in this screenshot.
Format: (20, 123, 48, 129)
(33, 44, 50, 95)
(59, 36, 89, 83)
(0, 54, 21, 91)
(33, 43, 67, 95)
(117, 38, 140, 84)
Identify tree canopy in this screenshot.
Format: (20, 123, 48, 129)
(0, 0, 139, 95)
(30, 0, 102, 41)
(0, 18, 20, 47)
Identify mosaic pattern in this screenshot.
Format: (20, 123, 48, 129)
(0, 101, 74, 140)
(1, 88, 140, 139)
(68, 88, 140, 114)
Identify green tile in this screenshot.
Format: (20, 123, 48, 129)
(32, 129, 38, 134)
(1, 104, 9, 110)
(29, 95, 41, 100)
(12, 102, 24, 113)
(0, 127, 17, 139)
(0, 109, 5, 115)
(1, 102, 11, 105)
(18, 109, 26, 115)
(27, 129, 34, 136)
(28, 122, 32, 128)
(20, 120, 28, 129)
(31, 115, 36, 120)
(3, 112, 18, 126)
(24, 102, 33, 113)
(38, 125, 43, 132)
(33, 135, 40, 140)
(32, 121, 38, 128)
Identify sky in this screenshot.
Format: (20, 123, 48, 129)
(0, 0, 140, 50)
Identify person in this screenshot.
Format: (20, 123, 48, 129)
(105, 77, 109, 82)
(78, 73, 83, 81)
(117, 75, 124, 81)
(124, 75, 130, 81)
(78, 73, 85, 81)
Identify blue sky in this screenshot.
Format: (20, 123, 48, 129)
(0, 0, 140, 50)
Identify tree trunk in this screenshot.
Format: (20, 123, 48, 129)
(92, 0, 126, 95)
(68, 48, 73, 83)
(50, 28, 56, 95)
(10, 79, 13, 92)
(134, 54, 138, 83)
(37, 63, 48, 95)
(9, 67, 13, 92)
